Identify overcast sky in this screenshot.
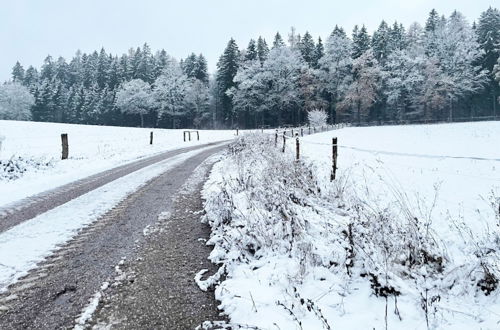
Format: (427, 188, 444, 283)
(0, 0, 496, 81)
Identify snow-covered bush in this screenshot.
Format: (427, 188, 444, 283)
(201, 134, 499, 329)
(307, 109, 328, 127)
(0, 156, 55, 181)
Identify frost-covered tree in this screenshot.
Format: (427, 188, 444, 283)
(372, 21, 391, 63)
(434, 11, 487, 101)
(318, 27, 353, 122)
(307, 109, 328, 126)
(339, 50, 382, 123)
(185, 79, 210, 127)
(153, 63, 190, 128)
(261, 47, 305, 125)
(0, 82, 35, 121)
(384, 50, 425, 120)
(115, 79, 152, 127)
(227, 61, 266, 128)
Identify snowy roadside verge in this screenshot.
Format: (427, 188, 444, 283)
(0, 143, 224, 293)
(201, 134, 500, 329)
(0, 120, 234, 208)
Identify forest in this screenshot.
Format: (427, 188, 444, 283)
(1, 7, 499, 129)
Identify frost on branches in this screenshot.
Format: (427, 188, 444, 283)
(201, 135, 500, 329)
(307, 109, 328, 127)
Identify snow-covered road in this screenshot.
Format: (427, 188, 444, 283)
(0, 142, 226, 329)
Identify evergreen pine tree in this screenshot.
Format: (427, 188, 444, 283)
(245, 39, 258, 61)
(195, 54, 209, 84)
(352, 25, 371, 58)
(12, 62, 25, 83)
(372, 21, 390, 62)
(257, 36, 269, 64)
(216, 38, 240, 126)
(272, 32, 285, 49)
(299, 31, 316, 66)
(314, 37, 324, 68)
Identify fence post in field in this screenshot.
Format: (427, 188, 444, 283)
(150, 131, 153, 145)
(61, 133, 69, 160)
(330, 137, 338, 181)
(196, 131, 200, 141)
(183, 131, 186, 142)
(275, 130, 278, 147)
(291, 129, 294, 137)
(188, 131, 191, 141)
(282, 133, 286, 153)
(300, 127, 303, 137)
(295, 135, 300, 160)
(236, 128, 239, 136)
(308, 126, 311, 135)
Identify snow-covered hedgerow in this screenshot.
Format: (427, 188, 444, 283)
(201, 134, 500, 329)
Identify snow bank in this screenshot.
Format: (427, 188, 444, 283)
(202, 128, 500, 329)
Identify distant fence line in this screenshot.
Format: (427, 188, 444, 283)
(351, 115, 500, 127)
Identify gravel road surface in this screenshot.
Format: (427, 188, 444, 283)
(0, 144, 226, 329)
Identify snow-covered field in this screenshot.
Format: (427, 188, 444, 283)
(0, 120, 234, 207)
(201, 122, 500, 330)
(300, 121, 500, 247)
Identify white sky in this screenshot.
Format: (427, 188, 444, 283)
(0, 0, 496, 81)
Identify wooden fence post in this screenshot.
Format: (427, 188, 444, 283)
(188, 131, 191, 141)
(196, 131, 200, 141)
(330, 137, 338, 181)
(150, 131, 153, 145)
(282, 133, 286, 153)
(61, 133, 69, 160)
(275, 130, 278, 147)
(308, 126, 311, 135)
(300, 128, 303, 137)
(295, 135, 300, 160)
(183, 131, 186, 142)
(236, 128, 239, 136)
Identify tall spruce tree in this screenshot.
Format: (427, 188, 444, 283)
(299, 31, 316, 66)
(257, 36, 269, 64)
(216, 38, 240, 126)
(352, 25, 371, 58)
(245, 39, 258, 61)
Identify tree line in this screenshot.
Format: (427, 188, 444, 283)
(2, 7, 500, 129)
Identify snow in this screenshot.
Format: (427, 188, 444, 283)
(74, 281, 109, 330)
(299, 121, 500, 241)
(0, 120, 234, 207)
(0, 143, 224, 292)
(202, 123, 500, 329)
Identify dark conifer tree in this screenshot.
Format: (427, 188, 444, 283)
(314, 37, 324, 68)
(272, 32, 285, 49)
(11, 62, 25, 83)
(299, 31, 316, 66)
(352, 25, 371, 58)
(245, 39, 258, 61)
(216, 38, 240, 127)
(257, 36, 269, 64)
